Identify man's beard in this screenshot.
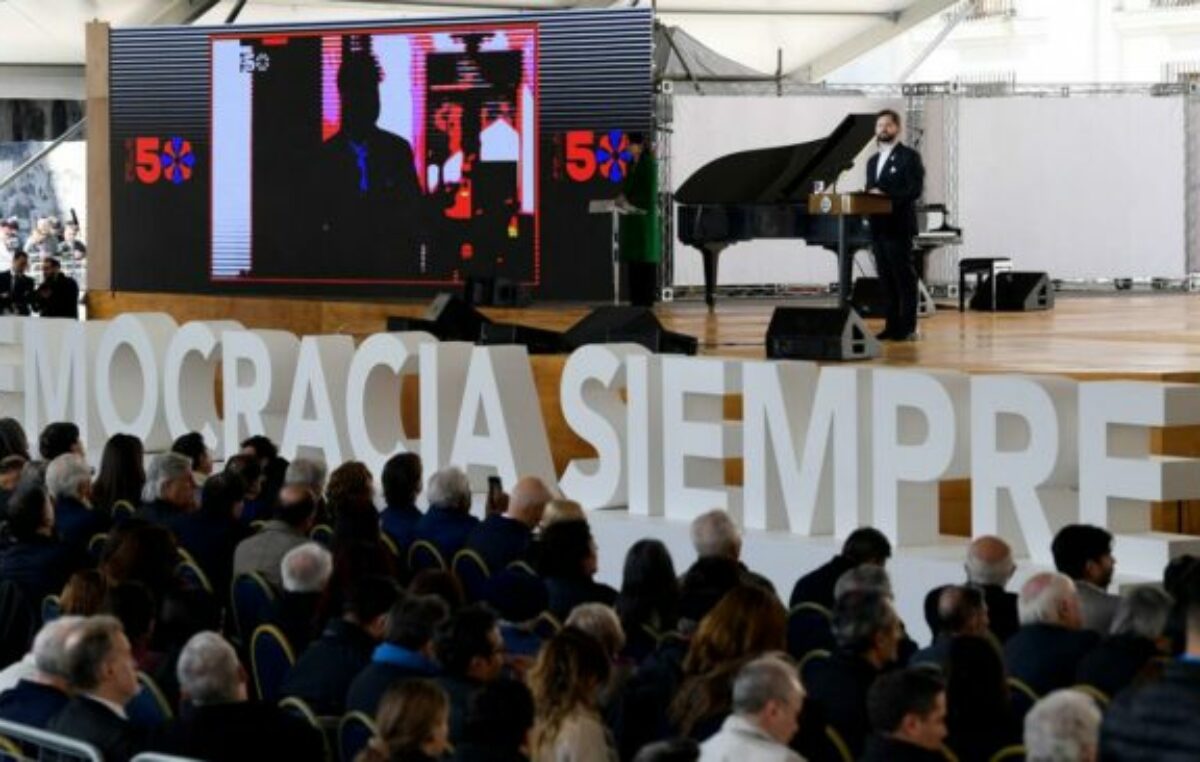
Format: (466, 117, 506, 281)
(877, 133, 896, 144)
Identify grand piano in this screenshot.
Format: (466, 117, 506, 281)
(676, 114, 891, 311)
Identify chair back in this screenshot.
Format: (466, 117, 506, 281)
(824, 725, 853, 762)
(41, 595, 61, 624)
(380, 534, 399, 559)
(788, 602, 836, 661)
(231, 572, 277, 643)
(452, 549, 491, 601)
(408, 540, 446, 573)
(532, 611, 562, 639)
(1007, 676, 1040, 719)
(111, 500, 136, 522)
(506, 559, 537, 577)
(127, 671, 174, 729)
(309, 524, 334, 549)
(279, 696, 333, 762)
(251, 624, 296, 703)
(1072, 683, 1111, 709)
(797, 649, 831, 678)
(339, 711, 378, 762)
(989, 745, 1026, 762)
(175, 559, 214, 595)
(0, 734, 20, 760)
(87, 533, 108, 563)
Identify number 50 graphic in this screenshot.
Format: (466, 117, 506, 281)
(128, 137, 196, 185)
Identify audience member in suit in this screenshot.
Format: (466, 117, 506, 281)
(136, 452, 198, 527)
(538, 519, 617, 622)
(283, 457, 328, 523)
(682, 510, 775, 595)
(413, 466, 479, 563)
(0, 250, 34, 315)
(275, 542, 333, 652)
(965, 535, 1020, 642)
(224, 453, 269, 528)
(911, 585, 990, 668)
(450, 678, 536, 762)
(170, 432, 214, 495)
(171, 472, 248, 598)
(615, 539, 680, 662)
(0, 615, 83, 728)
(345, 593, 448, 716)
(232, 485, 317, 591)
(698, 655, 805, 762)
(789, 527, 892, 610)
(485, 567, 551, 659)
(1052, 524, 1120, 634)
(90, 433, 146, 518)
(1076, 585, 1173, 699)
(1004, 572, 1100, 698)
(33, 256, 80, 319)
(943, 636, 1022, 762)
(465, 476, 552, 573)
(282, 575, 400, 715)
(47, 453, 111, 552)
(800, 591, 902, 759)
(1029, 690, 1102, 762)
(105, 582, 162, 675)
(0, 479, 88, 608)
(380, 452, 424, 563)
(152, 632, 324, 762)
(860, 669, 948, 762)
(39, 421, 84, 463)
(435, 605, 507, 745)
(47, 615, 146, 762)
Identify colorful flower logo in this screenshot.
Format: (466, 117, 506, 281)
(160, 137, 195, 184)
(596, 131, 633, 183)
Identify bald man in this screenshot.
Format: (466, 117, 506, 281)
(464, 476, 553, 572)
(965, 535, 1019, 642)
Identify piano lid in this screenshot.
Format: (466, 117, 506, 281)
(674, 113, 879, 206)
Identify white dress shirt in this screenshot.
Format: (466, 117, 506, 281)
(874, 141, 898, 184)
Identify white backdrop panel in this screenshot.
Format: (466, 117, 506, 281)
(672, 96, 912, 287)
(958, 97, 1186, 279)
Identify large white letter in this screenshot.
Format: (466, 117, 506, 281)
(93, 313, 178, 451)
(346, 332, 436, 479)
(0, 317, 28, 420)
(163, 320, 244, 454)
(24, 318, 107, 456)
(626, 353, 664, 517)
(222, 330, 299, 452)
(280, 335, 355, 464)
(419, 342, 473, 473)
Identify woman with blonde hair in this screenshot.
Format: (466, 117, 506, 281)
(357, 679, 451, 762)
(527, 627, 618, 762)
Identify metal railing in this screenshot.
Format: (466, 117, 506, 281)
(0, 717, 102, 762)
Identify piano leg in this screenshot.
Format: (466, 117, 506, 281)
(837, 215, 851, 307)
(701, 245, 723, 312)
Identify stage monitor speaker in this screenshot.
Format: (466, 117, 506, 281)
(564, 307, 698, 356)
(970, 271, 1054, 312)
(463, 276, 530, 308)
(421, 292, 492, 340)
(850, 277, 888, 318)
(385, 316, 440, 334)
(478, 322, 565, 354)
(765, 306, 880, 361)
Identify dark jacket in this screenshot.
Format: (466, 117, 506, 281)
(860, 735, 946, 762)
(33, 272, 80, 319)
(465, 514, 532, 573)
(0, 679, 69, 728)
(47, 696, 147, 762)
(1101, 658, 1200, 760)
(274, 592, 322, 654)
(137, 499, 186, 528)
(982, 584, 1020, 643)
(0, 269, 34, 315)
(413, 504, 479, 562)
(438, 675, 484, 745)
(0, 534, 87, 609)
(801, 651, 881, 759)
(54, 497, 111, 552)
(283, 619, 378, 716)
(545, 576, 617, 622)
(910, 636, 952, 668)
(789, 555, 856, 610)
(380, 503, 422, 556)
(345, 644, 440, 716)
(170, 510, 245, 598)
(864, 142, 924, 241)
(153, 700, 324, 762)
(1076, 634, 1162, 700)
(1004, 624, 1100, 697)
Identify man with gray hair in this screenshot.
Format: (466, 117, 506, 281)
(1077, 585, 1172, 698)
(1025, 690, 1100, 762)
(687, 509, 775, 593)
(700, 654, 805, 761)
(155, 631, 323, 761)
(0, 615, 84, 728)
(277, 542, 334, 650)
(47, 453, 109, 551)
(1004, 572, 1100, 697)
(137, 451, 197, 525)
(285, 457, 329, 522)
(413, 466, 479, 561)
(965, 535, 1019, 642)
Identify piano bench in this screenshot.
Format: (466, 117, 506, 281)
(959, 257, 1013, 312)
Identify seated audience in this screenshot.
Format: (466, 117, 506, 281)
(413, 466, 479, 562)
(943, 635, 1022, 761)
(282, 575, 401, 715)
(170, 432, 213, 487)
(326, 460, 372, 515)
(435, 604, 506, 743)
(538, 519, 617, 621)
(677, 556, 743, 633)
(686, 510, 773, 593)
(33, 256, 79, 319)
(861, 668, 948, 762)
(465, 476, 552, 573)
(911, 585, 989, 667)
(0, 250, 34, 315)
(566, 603, 626, 666)
(450, 678, 536, 762)
(48, 452, 109, 551)
(615, 539, 680, 661)
(1076, 585, 1172, 698)
(136, 452, 197, 525)
(410, 569, 466, 611)
(540, 498, 585, 530)
(48, 615, 146, 762)
(346, 593, 448, 715)
(1052, 524, 1119, 634)
(61, 570, 110, 616)
(1027, 690, 1100, 762)
(232, 484, 316, 590)
(0, 615, 83, 728)
(224, 453, 267, 526)
(154, 631, 323, 761)
(789, 526, 891, 609)
(100, 521, 179, 600)
(380, 452, 424, 562)
(0, 453, 26, 518)
(284, 457, 327, 503)
(39, 421, 83, 462)
(104, 582, 161, 673)
(0, 479, 87, 607)
(964, 535, 1020, 642)
(486, 567, 552, 659)
(324, 493, 397, 620)
(91, 433, 146, 516)
(358, 679, 452, 762)
(170, 472, 247, 597)
(698, 654, 804, 762)
(276, 541, 334, 651)
(0, 417, 28, 462)
(529, 627, 618, 762)
(1004, 572, 1099, 697)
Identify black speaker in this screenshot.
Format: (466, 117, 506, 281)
(564, 307, 698, 355)
(850, 277, 889, 318)
(765, 306, 880, 361)
(387, 293, 491, 341)
(970, 271, 1054, 311)
(478, 322, 565, 354)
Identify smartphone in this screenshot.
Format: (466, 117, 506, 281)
(486, 475, 505, 516)
(487, 475, 503, 497)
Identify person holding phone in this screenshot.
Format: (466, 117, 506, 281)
(465, 476, 553, 573)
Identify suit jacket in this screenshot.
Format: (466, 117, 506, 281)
(982, 584, 1020, 643)
(859, 735, 946, 762)
(1077, 581, 1120, 634)
(413, 505, 480, 563)
(1004, 624, 1100, 697)
(545, 576, 618, 622)
(800, 650, 882, 758)
(153, 700, 324, 762)
(865, 142, 924, 241)
(171, 511, 245, 599)
(33, 273, 79, 319)
(1075, 633, 1161, 699)
(48, 695, 146, 762)
(0, 270, 34, 315)
(232, 520, 308, 591)
(465, 514, 532, 573)
(1101, 658, 1200, 759)
(54, 497, 111, 553)
(789, 554, 856, 610)
(0, 679, 68, 728)
(380, 503, 422, 557)
(282, 618, 377, 716)
(0, 535, 88, 609)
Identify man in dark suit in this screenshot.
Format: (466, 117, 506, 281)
(911, 585, 989, 668)
(865, 109, 925, 342)
(965, 535, 1020, 642)
(33, 256, 80, 319)
(790, 527, 892, 610)
(0, 251, 34, 315)
(379, 452, 424, 561)
(48, 615, 147, 762)
(860, 669, 949, 762)
(436, 605, 506, 745)
(464, 476, 551, 573)
(0, 615, 83, 728)
(47, 453, 110, 553)
(413, 467, 479, 563)
(153, 631, 323, 762)
(1076, 586, 1172, 698)
(0, 480, 88, 609)
(345, 594, 448, 715)
(1004, 572, 1100, 697)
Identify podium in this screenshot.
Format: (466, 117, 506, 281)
(807, 192, 892, 305)
(589, 198, 645, 305)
